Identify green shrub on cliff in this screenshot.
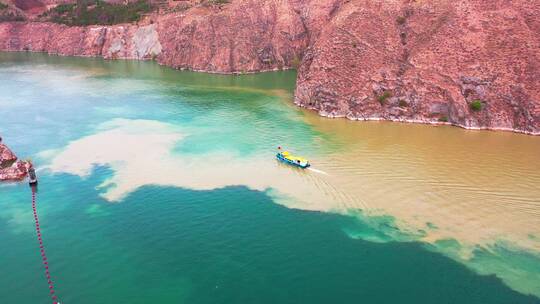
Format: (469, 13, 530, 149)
(377, 91, 392, 105)
(48, 0, 152, 26)
(291, 55, 302, 69)
(54, 3, 76, 14)
(470, 99, 483, 112)
(396, 16, 406, 25)
(207, 0, 230, 4)
(398, 99, 408, 107)
(438, 116, 448, 122)
(0, 2, 8, 10)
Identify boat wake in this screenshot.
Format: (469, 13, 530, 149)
(307, 167, 329, 175)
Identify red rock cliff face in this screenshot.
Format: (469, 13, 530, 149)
(0, 143, 18, 168)
(0, 142, 30, 182)
(295, 0, 540, 134)
(156, 0, 308, 72)
(0, 22, 163, 59)
(0, 0, 539, 134)
(0, 0, 308, 67)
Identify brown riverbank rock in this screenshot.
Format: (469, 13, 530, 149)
(0, 160, 30, 182)
(0, 143, 29, 182)
(0, 143, 18, 168)
(0, 0, 538, 134)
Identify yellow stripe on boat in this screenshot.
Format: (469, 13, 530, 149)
(280, 151, 309, 163)
(277, 151, 309, 168)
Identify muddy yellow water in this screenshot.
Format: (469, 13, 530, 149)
(294, 110, 540, 296)
(304, 112, 540, 249)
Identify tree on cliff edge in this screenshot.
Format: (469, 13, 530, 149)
(75, 0, 88, 20)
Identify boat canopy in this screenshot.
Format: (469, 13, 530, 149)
(280, 151, 308, 163)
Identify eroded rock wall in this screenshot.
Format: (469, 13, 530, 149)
(0, 143, 18, 168)
(0, 0, 539, 134)
(0, 142, 30, 182)
(294, 0, 540, 134)
(156, 0, 308, 73)
(0, 22, 162, 59)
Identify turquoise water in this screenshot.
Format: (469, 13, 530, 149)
(1, 52, 539, 303)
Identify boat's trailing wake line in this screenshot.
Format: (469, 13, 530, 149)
(307, 167, 329, 175)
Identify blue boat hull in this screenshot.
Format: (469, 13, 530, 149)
(276, 153, 310, 169)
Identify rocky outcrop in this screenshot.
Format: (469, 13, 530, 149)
(156, 1, 307, 73)
(0, 160, 31, 181)
(0, 0, 307, 69)
(0, 0, 539, 134)
(0, 22, 162, 59)
(0, 142, 30, 182)
(11, 0, 46, 14)
(294, 0, 540, 135)
(0, 143, 18, 168)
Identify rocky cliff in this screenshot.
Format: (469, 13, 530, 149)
(295, 0, 540, 135)
(0, 142, 30, 181)
(0, 0, 539, 134)
(0, 21, 163, 59)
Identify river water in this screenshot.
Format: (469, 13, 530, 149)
(1, 52, 539, 303)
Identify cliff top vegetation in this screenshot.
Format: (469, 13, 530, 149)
(40, 0, 153, 26)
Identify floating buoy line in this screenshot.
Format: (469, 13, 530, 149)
(30, 171, 61, 304)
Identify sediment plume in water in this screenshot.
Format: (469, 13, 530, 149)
(6, 53, 538, 299)
(44, 119, 350, 210)
(43, 116, 540, 298)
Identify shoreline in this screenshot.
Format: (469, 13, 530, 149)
(1, 49, 538, 136)
(0, 49, 295, 75)
(295, 104, 540, 137)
